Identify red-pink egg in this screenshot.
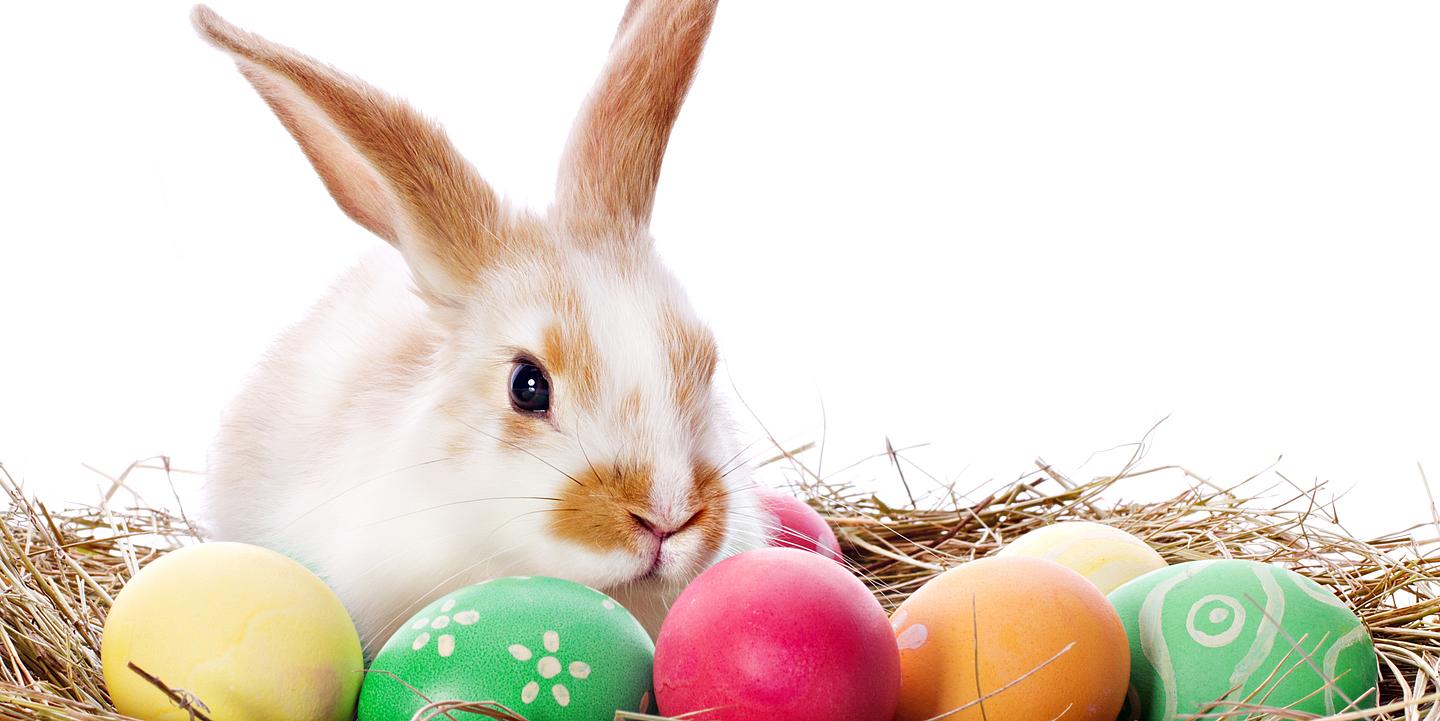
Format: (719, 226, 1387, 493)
(654, 547, 900, 721)
(754, 486, 843, 561)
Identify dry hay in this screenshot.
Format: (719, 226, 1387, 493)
(0, 443, 1437, 721)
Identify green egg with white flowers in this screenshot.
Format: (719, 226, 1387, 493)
(357, 577, 654, 721)
(1107, 559, 1378, 720)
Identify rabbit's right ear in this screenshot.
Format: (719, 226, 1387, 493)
(191, 5, 502, 304)
(555, 0, 719, 234)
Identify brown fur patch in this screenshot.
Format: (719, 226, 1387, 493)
(618, 389, 644, 423)
(551, 461, 654, 554)
(686, 459, 729, 562)
(540, 299, 601, 413)
(661, 305, 719, 430)
(193, 6, 504, 294)
(445, 436, 471, 459)
(500, 412, 544, 449)
(561, 214, 639, 253)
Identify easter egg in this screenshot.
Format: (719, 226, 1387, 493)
(754, 486, 842, 561)
(100, 542, 363, 721)
(998, 521, 1167, 594)
(890, 556, 1130, 721)
(654, 547, 899, 721)
(1108, 559, 1378, 720)
(358, 577, 653, 721)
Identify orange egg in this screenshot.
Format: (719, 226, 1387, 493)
(890, 556, 1130, 721)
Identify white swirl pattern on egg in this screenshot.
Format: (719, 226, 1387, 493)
(1184, 595, 1245, 647)
(1139, 561, 1288, 715)
(1119, 559, 1377, 721)
(1138, 562, 1205, 721)
(1323, 626, 1372, 715)
(1228, 565, 1284, 691)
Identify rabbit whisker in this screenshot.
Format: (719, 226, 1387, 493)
(458, 418, 585, 487)
(352, 495, 563, 529)
(714, 480, 761, 502)
(714, 439, 763, 479)
(364, 501, 578, 641)
(362, 540, 525, 649)
(572, 422, 613, 487)
(279, 456, 454, 530)
(357, 502, 571, 647)
(722, 515, 887, 587)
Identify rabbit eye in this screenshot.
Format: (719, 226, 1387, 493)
(509, 361, 551, 414)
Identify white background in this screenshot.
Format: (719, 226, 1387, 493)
(2, 2, 1437, 537)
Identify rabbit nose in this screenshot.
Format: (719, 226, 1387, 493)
(630, 512, 675, 540)
(630, 509, 700, 541)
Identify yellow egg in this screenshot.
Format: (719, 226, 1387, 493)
(997, 521, 1166, 594)
(101, 542, 363, 721)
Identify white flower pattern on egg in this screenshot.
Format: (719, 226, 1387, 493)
(896, 622, 929, 650)
(409, 596, 481, 658)
(508, 630, 591, 707)
(892, 607, 930, 650)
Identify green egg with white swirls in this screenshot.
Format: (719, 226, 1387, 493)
(1107, 560, 1377, 721)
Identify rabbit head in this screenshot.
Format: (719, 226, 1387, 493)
(192, 0, 767, 644)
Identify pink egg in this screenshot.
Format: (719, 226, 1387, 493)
(654, 547, 900, 721)
(754, 486, 843, 561)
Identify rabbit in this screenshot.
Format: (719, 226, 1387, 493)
(190, 0, 768, 650)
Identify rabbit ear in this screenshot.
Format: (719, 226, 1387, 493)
(556, 0, 718, 231)
(191, 5, 501, 302)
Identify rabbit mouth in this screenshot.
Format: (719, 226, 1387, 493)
(638, 561, 664, 582)
(638, 540, 670, 580)
(634, 536, 702, 585)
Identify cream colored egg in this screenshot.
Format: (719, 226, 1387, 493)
(101, 542, 363, 721)
(997, 521, 1166, 594)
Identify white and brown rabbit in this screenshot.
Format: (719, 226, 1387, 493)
(191, 0, 766, 649)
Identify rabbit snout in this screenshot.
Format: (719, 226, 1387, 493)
(551, 460, 730, 581)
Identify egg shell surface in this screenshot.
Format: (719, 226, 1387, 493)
(997, 521, 1167, 594)
(358, 577, 653, 721)
(890, 555, 1130, 721)
(754, 486, 842, 561)
(100, 542, 363, 721)
(1108, 559, 1378, 720)
(654, 547, 899, 721)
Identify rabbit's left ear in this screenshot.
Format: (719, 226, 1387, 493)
(555, 0, 719, 234)
(191, 5, 501, 303)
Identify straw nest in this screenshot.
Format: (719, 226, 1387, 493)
(1, 442, 1438, 721)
